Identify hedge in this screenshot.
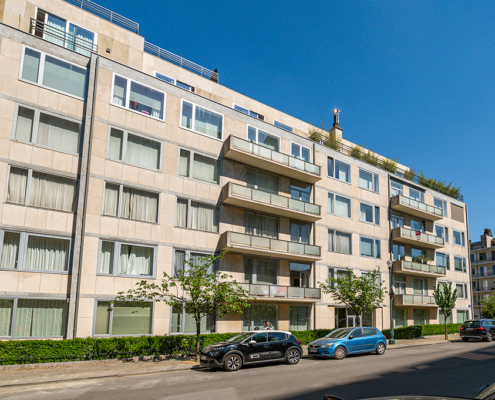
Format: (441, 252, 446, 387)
(382, 323, 462, 339)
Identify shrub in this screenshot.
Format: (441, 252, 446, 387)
(290, 329, 333, 345)
(363, 150, 379, 166)
(382, 323, 462, 339)
(380, 157, 398, 173)
(403, 168, 415, 181)
(350, 145, 365, 160)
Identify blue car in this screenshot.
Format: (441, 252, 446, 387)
(308, 327, 387, 360)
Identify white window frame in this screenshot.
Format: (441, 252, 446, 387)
(247, 125, 280, 151)
(233, 104, 264, 120)
(456, 283, 468, 299)
(434, 224, 449, 243)
(173, 249, 215, 279)
(412, 278, 429, 296)
(327, 267, 352, 288)
(408, 187, 425, 203)
(153, 71, 195, 92)
(393, 275, 407, 295)
(274, 120, 293, 132)
(453, 230, 466, 247)
(359, 236, 381, 259)
(97, 239, 157, 278)
(179, 99, 224, 141)
(327, 157, 351, 184)
(359, 202, 380, 225)
(390, 180, 404, 197)
(174, 197, 220, 233)
(434, 197, 448, 217)
(106, 126, 163, 172)
(177, 147, 221, 186)
(436, 252, 450, 270)
(358, 168, 379, 193)
(170, 303, 216, 335)
(290, 221, 312, 244)
(454, 256, 467, 273)
(328, 229, 353, 255)
(244, 257, 280, 285)
(19, 45, 87, 100)
(110, 72, 166, 121)
(290, 141, 311, 163)
(327, 192, 352, 219)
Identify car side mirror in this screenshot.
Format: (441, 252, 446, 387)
(348, 335, 353, 340)
(248, 340, 256, 345)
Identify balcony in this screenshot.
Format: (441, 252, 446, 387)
(393, 260, 446, 278)
(239, 283, 321, 302)
(219, 231, 321, 262)
(394, 294, 438, 308)
(391, 227, 444, 249)
(221, 182, 321, 222)
(390, 194, 443, 221)
(224, 136, 321, 183)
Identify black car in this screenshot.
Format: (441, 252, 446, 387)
(460, 319, 495, 342)
(200, 330, 303, 371)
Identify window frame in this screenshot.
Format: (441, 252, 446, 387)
(456, 283, 468, 299)
(180, 99, 224, 141)
(174, 197, 220, 233)
(173, 248, 216, 279)
(243, 257, 280, 285)
(433, 197, 448, 217)
(247, 168, 280, 194)
(290, 220, 312, 244)
(436, 252, 450, 270)
(177, 147, 221, 186)
(327, 157, 351, 184)
(359, 202, 380, 226)
(327, 192, 352, 219)
(358, 168, 379, 193)
(359, 236, 381, 259)
(434, 224, 449, 243)
(153, 71, 195, 92)
(327, 267, 352, 288)
(290, 141, 311, 163)
(453, 230, 466, 247)
(233, 104, 264, 120)
(454, 256, 467, 273)
(273, 120, 293, 132)
(19, 45, 87, 100)
(169, 303, 217, 335)
(246, 125, 280, 151)
(328, 229, 353, 255)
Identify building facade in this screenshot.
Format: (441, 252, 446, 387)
(470, 229, 494, 318)
(0, 0, 471, 339)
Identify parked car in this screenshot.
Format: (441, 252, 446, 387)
(460, 319, 495, 342)
(199, 330, 303, 371)
(308, 327, 387, 360)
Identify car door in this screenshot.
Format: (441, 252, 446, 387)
(347, 328, 365, 353)
(244, 333, 271, 363)
(268, 332, 289, 359)
(362, 328, 377, 351)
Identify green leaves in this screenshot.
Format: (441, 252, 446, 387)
(480, 296, 495, 319)
(433, 282, 458, 339)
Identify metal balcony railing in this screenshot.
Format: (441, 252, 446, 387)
(239, 283, 321, 300)
(395, 227, 444, 247)
(393, 194, 443, 217)
(402, 295, 436, 305)
(400, 260, 446, 275)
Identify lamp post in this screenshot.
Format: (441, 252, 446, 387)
(387, 259, 395, 345)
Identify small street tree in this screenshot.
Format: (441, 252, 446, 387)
(480, 295, 495, 319)
(433, 282, 457, 339)
(319, 267, 385, 326)
(113, 250, 250, 361)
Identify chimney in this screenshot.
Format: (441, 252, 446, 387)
(329, 109, 343, 141)
(481, 228, 493, 248)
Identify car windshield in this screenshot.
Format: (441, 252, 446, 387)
(325, 328, 352, 339)
(463, 321, 481, 328)
(226, 333, 253, 343)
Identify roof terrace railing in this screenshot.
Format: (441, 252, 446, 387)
(63, 0, 139, 33)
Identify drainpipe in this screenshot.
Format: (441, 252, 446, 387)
(465, 204, 473, 317)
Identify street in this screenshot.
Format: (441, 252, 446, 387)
(1, 341, 494, 400)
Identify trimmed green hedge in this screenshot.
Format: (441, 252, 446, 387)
(382, 323, 462, 339)
(290, 329, 333, 345)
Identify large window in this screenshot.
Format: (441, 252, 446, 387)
(244, 258, 278, 285)
(290, 180, 311, 203)
(390, 180, 403, 196)
(175, 198, 219, 233)
(290, 263, 311, 288)
(247, 126, 280, 151)
(95, 301, 152, 336)
(413, 278, 428, 295)
(436, 252, 450, 270)
(435, 225, 449, 243)
(289, 305, 311, 331)
(453, 230, 465, 247)
(291, 143, 310, 162)
(181, 100, 223, 140)
(112, 74, 165, 120)
(394, 308, 407, 328)
(409, 187, 424, 202)
(456, 283, 468, 299)
(392, 214, 404, 229)
(173, 249, 215, 278)
(98, 240, 155, 277)
(171, 305, 215, 334)
(434, 197, 448, 217)
(328, 230, 352, 254)
(290, 222, 311, 244)
(410, 218, 425, 233)
(107, 128, 162, 171)
(20, 47, 87, 99)
(413, 309, 429, 325)
(245, 212, 279, 239)
(103, 183, 159, 223)
(457, 310, 469, 324)
(327, 158, 351, 183)
(328, 268, 351, 288)
(274, 120, 293, 132)
(359, 202, 380, 225)
(247, 169, 279, 194)
(13, 105, 82, 154)
(179, 149, 220, 184)
(243, 304, 278, 331)
(233, 104, 264, 120)
(360, 237, 380, 259)
(0, 231, 70, 272)
(393, 244, 405, 261)
(154, 72, 195, 92)
(6, 166, 77, 212)
(359, 169, 379, 193)
(328, 193, 351, 218)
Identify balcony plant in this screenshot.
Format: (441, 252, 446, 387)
(403, 168, 415, 181)
(380, 157, 398, 173)
(433, 282, 458, 340)
(412, 254, 431, 264)
(363, 149, 379, 166)
(350, 145, 365, 160)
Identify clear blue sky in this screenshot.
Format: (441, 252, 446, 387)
(106, 0, 494, 241)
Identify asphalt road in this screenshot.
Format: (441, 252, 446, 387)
(1, 341, 494, 400)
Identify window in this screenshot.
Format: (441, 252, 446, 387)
(290, 263, 311, 288)
(436, 252, 450, 270)
(411, 247, 427, 263)
(439, 312, 452, 324)
(435, 225, 449, 243)
(6, 166, 77, 212)
(107, 128, 162, 171)
(393, 244, 405, 261)
(181, 101, 223, 139)
(471, 254, 475, 262)
(479, 252, 487, 261)
(13, 105, 82, 154)
(173, 249, 215, 278)
(247, 126, 279, 151)
(103, 183, 159, 223)
(328, 193, 351, 218)
(453, 231, 465, 246)
(274, 120, 293, 132)
(328, 230, 352, 254)
(290, 222, 311, 244)
(390, 180, 403, 196)
(360, 237, 380, 258)
(98, 240, 155, 277)
(245, 212, 278, 238)
(359, 169, 379, 193)
(327, 158, 351, 183)
(454, 257, 467, 272)
(291, 143, 311, 162)
(243, 304, 278, 331)
(247, 169, 279, 194)
(391, 214, 404, 229)
(20, 47, 87, 99)
(456, 283, 468, 299)
(171, 304, 215, 334)
(95, 301, 152, 336)
(434, 197, 448, 217)
(413, 309, 429, 325)
(451, 204, 465, 223)
(413, 278, 428, 295)
(112, 74, 165, 120)
(410, 218, 425, 233)
(457, 310, 469, 324)
(233, 104, 264, 120)
(178, 148, 220, 184)
(291, 180, 311, 202)
(328, 268, 351, 288)
(409, 187, 424, 202)
(394, 308, 407, 328)
(175, 198, 219, 233)
(359, 203, 380, 225)
(289, 306, 311, 331)
(244, 258, 278, 285)
(154, 72, 195, 92)
(394, 275, 406, 295)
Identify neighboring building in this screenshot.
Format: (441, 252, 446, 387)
(0, 0, 471, 340)
(470, 229, 495, 318)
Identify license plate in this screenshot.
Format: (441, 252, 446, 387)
(309, 349, 318, 353)
(200, 355, 207, 360)
(466, 328, 474, 331)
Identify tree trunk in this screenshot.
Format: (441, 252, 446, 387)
(444, 318, 448, 340)
(195, 317, 201, 362)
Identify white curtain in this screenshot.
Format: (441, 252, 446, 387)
(68, 23, 94, 57)
(110, 303, 152, 335)
(6, 167, 28, 205)
(0, 300, 13, 336)
(191, 252, 214, 274)
(94, 302, 110, 334)
(245, 212, 256, 236)
(108, 129, 123, 161)
(289, 306, 310, 331)
(191, 201, 218, 232)
(129, 81, 164, 119)
(45, 14, 66, 47)
(194, 106, 222, 139)
(176, 199, 188, 228)
(257, 173, 278, 194)
(1, 232, 20, 269)
(183, 311, 215, 334)
(126, 134, 161, 170)
(120, 187, 158, 223)
(181, 102, 193, 129)
(38, 113, 81, 154)
(99, 241, 114, 274)
(113, 76, 127, 107)
(328, 230, 334, 252)
(29, 171, 76, 212)
(174, 250, 186, 277)
(336, 161, 350, 182)
(103, 184, 119, 217)
(336, 232, 351, 254)
(119, 244, 153, 276)
(193, 154, 219, 184)
(359, 170, 373, 190)
(179, 149, 190, 177)
(15, 299, 67, 337)
(335, 196, 350, 218)
(15, 107, 35, 142)
(260, 215, 278, 238)
(25, 235, 69, 271)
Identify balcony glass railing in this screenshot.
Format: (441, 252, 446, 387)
(231, 137, 321, 176)
(402, 295, 436, 305)
(401, 261, 446, 275)
(230, 183, 320, 216)
(399, 228, 444, 246)
(228, 232, 321, 257)
(397, 195, 443, 217)
(239, 283, 321, 299)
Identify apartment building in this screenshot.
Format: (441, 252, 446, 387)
(0, 0, 471, 340)
(470, 229, 495, 318)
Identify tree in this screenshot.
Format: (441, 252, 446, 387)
(480, 295, 495, 319)
(113, 250, 250, 361)
(319, 268, 385, 326)
(433, 282, 457, 339)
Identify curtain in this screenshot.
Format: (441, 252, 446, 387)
(43, 56, 86, 99)
(38, 113, 81, 154)
(394, 309, 407, 328)
(194, 106, 222, 139)
(1, 232, 20, 269)
(191, 253, 213, 274)
(174, 250, 186, 277)
(183, 312, 215, 334)
(244, 258, 253, 283)
(359, 170, 373, 190)
(256, 260, 277, 284)
(257, 173, 278, 194)
(94, 302, 110, 334)
(14, 299, 67, 337)
(126, 134, 161, 170)
(179, 149, 190, 177)
(103, 184, 119, 217)
(0, 300, 13, 336)
(21, 48, 41, 83)
(336, 232, 351, 254)
(176, 199, 188, 228)
(327, 193, 334, 213)
(335, 196, 350, 218)
(328, 230, 334, 252)
(360, 203, 373, 223)
(113, 76, 127, 107)
(108, 129, 123, 161)
(68, 23, 94, 57)
(119, 244, 153, 276)
(129, 81, 164, 119)
(245, 212, 256, 235)
(336, 161, 350, 182)
(191, 201, 218, 233)
(29, 171, 76, 212)
(120, 187, 158, 223)
(170, 305, 183, 333)
(99, 241, 114, 274)
(260, 216, 278, 238)
(6, 167, 28, 205)
(45, 14, 66, 47)
(25, 235, 69, 271)
(413, 279, 424, 295)
(289, 306, 310, 331)
(193, 154, 219, 184)
(252, 305, 278, 330)
(181, 102, 193, 129)
(15, 107, 35, 142)
(111, 303, 152, 335)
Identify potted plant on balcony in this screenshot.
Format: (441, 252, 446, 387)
(412, 254, 431, 264)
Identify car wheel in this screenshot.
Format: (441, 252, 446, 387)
(485, 332, 493, 342)
(286, 349, 301, 365)
(334, 346, 346, 360)
(223, 354, 242, 372)
(462, 338, 470, 342)
(375, 343, 386, 355)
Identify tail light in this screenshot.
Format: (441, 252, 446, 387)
(475, 327, 486, 331)
(296, 339, 301, 344)
(460, 327, 465, 330)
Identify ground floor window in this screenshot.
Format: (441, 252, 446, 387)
(394, 308, 407, 328)
(170, 306, 215, 334)
(413, 309, 429, 325)
(439, 311, 453, 324)
(243, 304, 278, 331)
(95, 301, 152, 336)
(289, 305, 311, 331)
(336, 308, 372, 328)
(457, 310, 469, 324)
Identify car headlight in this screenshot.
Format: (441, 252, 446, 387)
(321, 343, 335, 348)
(208, 347, 224, 356)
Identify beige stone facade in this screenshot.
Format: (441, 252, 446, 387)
(470, 229, 495, 318)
